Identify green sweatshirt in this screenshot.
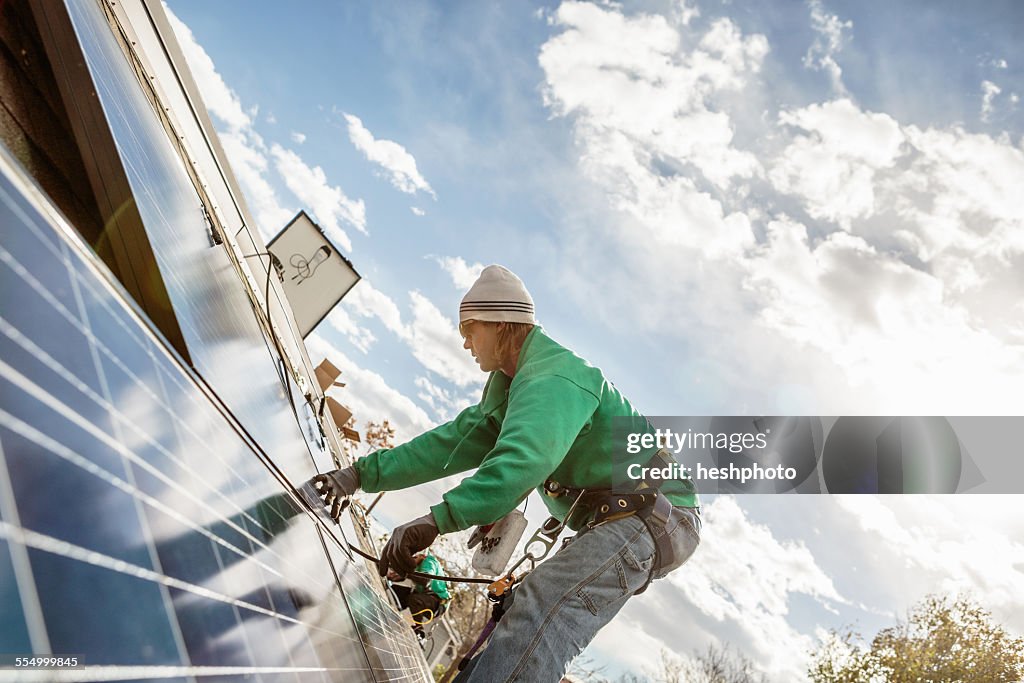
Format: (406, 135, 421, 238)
(354, 327, 698, 534)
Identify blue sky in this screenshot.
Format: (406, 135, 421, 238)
(166, 1, 1024, 678)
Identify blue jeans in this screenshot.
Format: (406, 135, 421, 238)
(459, 506, 701, 682)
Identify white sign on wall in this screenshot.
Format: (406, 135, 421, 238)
(267, 211, 360, 337)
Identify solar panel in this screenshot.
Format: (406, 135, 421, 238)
(0, 118, 429, 683)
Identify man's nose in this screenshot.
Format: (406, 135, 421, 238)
(463, 337, 471, 350)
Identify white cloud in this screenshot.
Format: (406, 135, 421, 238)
(343, 113, 436, 198)
(770, 99, 904, 228)
(981, 79, 1002, 122)
(833, 496, 1024, 632)
(750, 111, 1024, 410)
(291, 131, 306, 144)
(432, 256, 485, 290)
(587, 615, 691, 677)
(768, 105, 1024, 288)
(539, 2, 767, 193)
(539, 0, 1024, 416)
(324, 307, 376, 354)
(344, 280, 408, 338)
(266, 112, 277, 124)
(780, 99, 904, 170)
(414, 376, 472, 422)
(410, 206, 426, 216)
(270, 144, 366, 252)
(343, 281, 485, 389)
(671, 0, 700, 27)
(662, 497, 844, 679)
(406, 292, 483, 388)
(803, 0, 852, 95)
(743, 220, 1023, 403)
(304, 334, 435, 443)
(893, 125, 1024, 262)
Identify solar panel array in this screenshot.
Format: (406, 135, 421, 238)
(0, 103, 430, 683)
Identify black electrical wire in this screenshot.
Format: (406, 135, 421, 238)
(292, 494, 494, 586)
(242, 251, 316, 443)
(344, 541, 493, 586)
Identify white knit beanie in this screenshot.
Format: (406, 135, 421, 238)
(459, 265, 536, 325)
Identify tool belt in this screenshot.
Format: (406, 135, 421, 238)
(543, 449, 688, 594)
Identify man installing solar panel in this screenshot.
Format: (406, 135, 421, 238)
(308, 265, 701, 683)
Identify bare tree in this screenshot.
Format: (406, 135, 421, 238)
(646, 648, 688, 683)
(692, 644, 767, 683)
(614, 674, 651, 683)
(630, 646, 765, 683)
(565, 652, 609, 682)
(363, 418, 396, 452)
(339, 417, 395, 461)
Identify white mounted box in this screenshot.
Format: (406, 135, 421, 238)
(267, 211, 360, 337)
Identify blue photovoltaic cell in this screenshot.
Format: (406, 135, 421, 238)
(0, 538, 32, 653)
(0, 426, 155, 569)
(25, 549, 185, 666)
(0, 242, 109, 438)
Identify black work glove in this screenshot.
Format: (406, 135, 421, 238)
(308, 466, 360, 522)
(378, 513, 439, 578)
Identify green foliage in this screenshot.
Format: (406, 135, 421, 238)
(809, 594, 1024, 683)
